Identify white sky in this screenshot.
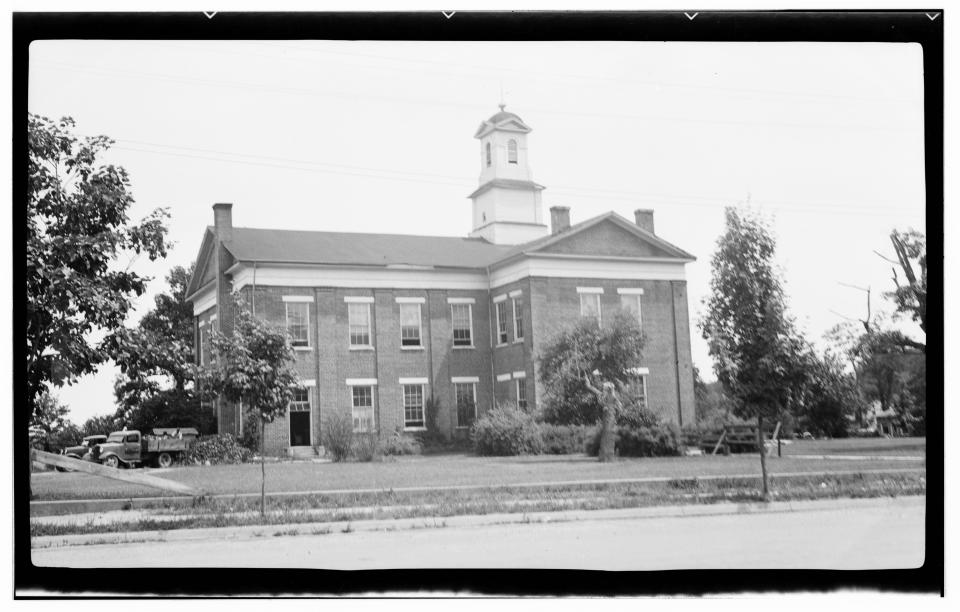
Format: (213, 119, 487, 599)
(28, 39, 926, 424)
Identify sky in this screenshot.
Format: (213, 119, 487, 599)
(27, 39, 927, 424)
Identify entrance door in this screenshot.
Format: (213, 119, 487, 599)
(289, 388, 311, 447)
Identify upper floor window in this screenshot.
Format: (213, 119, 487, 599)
(485, 142, 492, 167)
(620, 293, 643, 331)
(495, 299, 509, 345)
(348, 302, 372, 347)
(512, 296, 524, 342)
(285, 302, 310, 347)
(579, 292, 602, 325)
(507, 139, 518, 164)
(451, 303, 473, 347)
(399, 302, 422, 347)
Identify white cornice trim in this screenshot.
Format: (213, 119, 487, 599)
(451, 376, 480, 384)
(495, 373, 512, 382)
(492, 293, 508, 303)
(447, 297, 476, 305)
(617, 288, 645, 295)
(399, 377, 429, 385)
(512, 371, 526, 379)
(231, 264, 488, 291)
(192, 285, 217, 316)
(576, 287, 604, 294)
(344, 296, 375, 304)
(282, 295, 315, 303)
(490, 256, 688, 287)
(395, 297, 426, 304)
(508, 289, 523, 298)
(300, 379, 317, 387)
(628, 367, 650, 376)
(346, 378, 378, 386)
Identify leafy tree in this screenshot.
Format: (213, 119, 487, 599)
(29, 392, 81, 452)
(794, 351, 857, 438)
(195, 298, 302, 517)
(538, 312, 646, 426)
(80, 414, 120, 438)
(111, 264, 196, 410)
(884, 229, 926, 347)
(700, 207, 807, 498)
(27, 114, 169, 414)
(114, 388, 215, 434)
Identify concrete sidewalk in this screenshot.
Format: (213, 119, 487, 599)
(31, 494, 925, 550)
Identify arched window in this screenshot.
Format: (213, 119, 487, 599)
(507, 139, 518, 164)
(485, 142, 492, 167)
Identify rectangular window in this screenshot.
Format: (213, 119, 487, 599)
(633, 375, 648, 411)
(400, 303, 422, 347)
(403, 384, 425, 429)
(198, 327, 210, 366)
(290, 387, 310, 412)
(351, 385, 375, 433)
(348, 303, 371, 347)
(285, 302, 310, 347)
(512, 297, 524, 341)
(580, 293, 602, 324)
(451, 303, 473, 347)
(455, 382, 477, 428)
(496, 301, 509, 345)
(516, 378, 527, 410)
(620, 294, 643, 331)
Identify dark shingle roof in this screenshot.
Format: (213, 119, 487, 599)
(221, 227, 514, 269)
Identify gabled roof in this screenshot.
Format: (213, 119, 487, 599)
(492, 211, 696, 266)
(221, 227, 513, 269)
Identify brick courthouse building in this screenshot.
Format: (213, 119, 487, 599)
(186, 107, 698, 455)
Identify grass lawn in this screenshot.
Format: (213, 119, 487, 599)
(31, 437, 925, 501)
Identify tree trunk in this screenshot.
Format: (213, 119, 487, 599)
(757, 414, 769, 500)
(598, 395, 616, 463)
(260, 419, 266, 519)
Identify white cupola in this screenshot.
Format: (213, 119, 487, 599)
(468, 105, 549, 245)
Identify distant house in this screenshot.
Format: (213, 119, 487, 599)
(185, 106, 697, 455)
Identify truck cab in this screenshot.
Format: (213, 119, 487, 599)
(93, 430, 144, 468)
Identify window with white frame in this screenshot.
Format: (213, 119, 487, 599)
(351, 385, 375, 433)
(455, 382, 477, 428)
(348, 303, 371, 347)
(516, 378, 527, 410)
(619, 292, 643, 332)
(400, 303, 422, 347)
(285, 302, 310, 347)
(512, 296, 524, 341)
(507, 139, 518, 164)
(289, 387, 310, 412)
(451, 303, 473, 347)
(632, 375, 648, 411)
(579, 293, 602, 324)
(495, 300, 509, 345)
(403, 384, 425, 429)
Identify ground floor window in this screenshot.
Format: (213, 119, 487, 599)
(629, 375, 648, 411)
(403, 384, 425, 429)
(516, 379, 527, 410)
(352, 385, 375, 433)
(455, 382, 477, 428)
(289, 388, 311, 446)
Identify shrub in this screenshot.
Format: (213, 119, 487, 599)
(350, 434, 381, 462)
(539, 423, 592, 455)
(322, 412, 354, 462)
(379, 429, 422, 456)
(471, 403, 543, 456)
(185, 434, 253, 465)
(586, 422, 681, 458)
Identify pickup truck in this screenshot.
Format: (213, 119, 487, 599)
(91, 428, 199, 469)
(55, 434, 108, 471)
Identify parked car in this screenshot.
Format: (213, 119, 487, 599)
(55, 434, 107, 472)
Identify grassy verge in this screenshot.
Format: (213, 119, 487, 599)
(31, 470, 925, 537)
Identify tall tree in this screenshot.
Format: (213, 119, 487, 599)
(700, 207, 806, 498)
(885, 229, 926, 344)
(27, 114, 170, 414)
(195, 298, 302, 517)
(29, 392, 81, 453)
(109, 263, 214, 432)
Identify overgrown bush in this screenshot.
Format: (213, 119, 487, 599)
(539, 424, 592, 455)
(586, 421, 682, 458)
(378, 429, 422, 456)
(185, 434, 253, 465)
(350, 434, 380, 462)
(322, 412, 354, 462)
(471, 403, 543, 456)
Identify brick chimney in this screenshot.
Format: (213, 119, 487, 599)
(634, 208, 654, 234)
(550, 206, 570, 235)
(213, 203, 233, 241)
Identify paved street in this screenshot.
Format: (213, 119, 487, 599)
(33, 497, 925, 570)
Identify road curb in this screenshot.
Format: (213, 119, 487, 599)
(31, 494, 925, 550)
